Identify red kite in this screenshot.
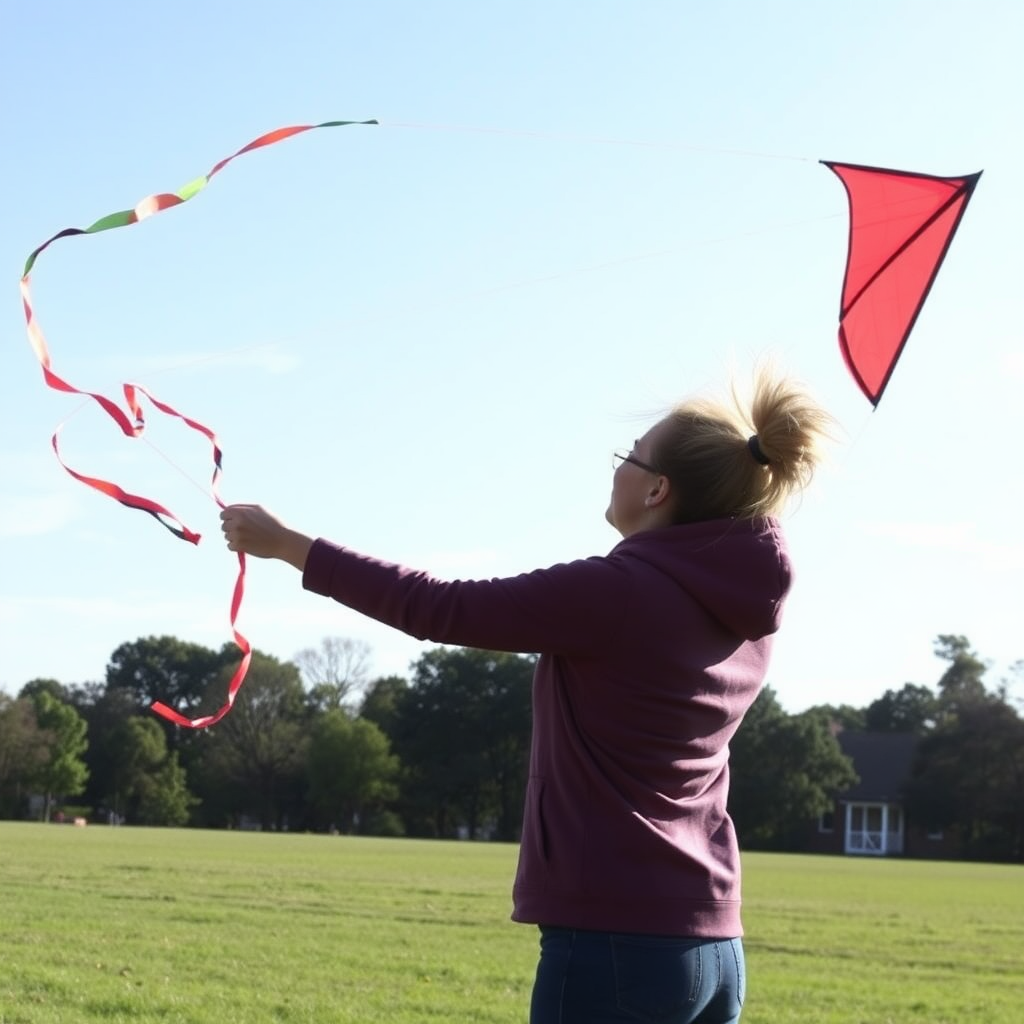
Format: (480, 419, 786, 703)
(822, 162, 981, 406)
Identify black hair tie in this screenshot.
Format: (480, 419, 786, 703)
(747, 435, 771, 466)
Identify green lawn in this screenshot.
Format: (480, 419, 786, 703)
(1, 823, 1021, 1023)
(741, 852, 1024, 1022)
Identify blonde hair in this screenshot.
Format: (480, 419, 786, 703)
(652, 365, 836, 522)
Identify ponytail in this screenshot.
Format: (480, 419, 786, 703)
(651, 365, 836, 523)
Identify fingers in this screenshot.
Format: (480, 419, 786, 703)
(219, 504, 292, 559)
(218, 504, 312, 570)
(220, 503, 262, 552)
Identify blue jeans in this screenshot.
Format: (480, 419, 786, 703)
(530, 927, 745, 1024)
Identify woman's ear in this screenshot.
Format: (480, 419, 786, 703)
(645, 475, 672, 508)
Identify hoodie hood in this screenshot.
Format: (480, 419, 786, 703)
(611, 517, 792, 641)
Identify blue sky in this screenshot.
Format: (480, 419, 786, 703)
(3, 1, 1021, 712)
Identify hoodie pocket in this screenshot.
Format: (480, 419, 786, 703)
(525, 775, 550, 863)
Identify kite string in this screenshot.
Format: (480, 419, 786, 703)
(140, 434, 220, 506)
(35, 117, 840, 393)
(382, 119, 815, 162)
(121, 207, 846, 388)
(49, 395, 221, 507)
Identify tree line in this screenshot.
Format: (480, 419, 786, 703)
(729, 635, 1024, 862)
(1, 633, 1020, 861)
(0, 636, 531, 839)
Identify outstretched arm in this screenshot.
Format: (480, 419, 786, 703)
(220, 503, 632, 656)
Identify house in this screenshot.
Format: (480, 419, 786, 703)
(807, 731, 956, 859)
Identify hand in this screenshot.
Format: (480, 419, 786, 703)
(220, 504, 313, 570)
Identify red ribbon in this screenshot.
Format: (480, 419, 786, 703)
(21, 119, 377, 727)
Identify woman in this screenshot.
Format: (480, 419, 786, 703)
(221, 366, 834, 1024)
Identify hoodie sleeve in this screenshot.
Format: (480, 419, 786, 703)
(302, 538, 631, 655)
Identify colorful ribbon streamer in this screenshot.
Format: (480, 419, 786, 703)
(21, 118, 378, 728)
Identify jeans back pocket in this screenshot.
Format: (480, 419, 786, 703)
(611, 934, 705, 1021)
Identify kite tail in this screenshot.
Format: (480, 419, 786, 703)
(21, 117, 378, 727)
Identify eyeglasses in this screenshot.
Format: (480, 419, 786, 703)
(612, 449, 660, 474)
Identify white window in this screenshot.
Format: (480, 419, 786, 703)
(845, 802, 904, 856)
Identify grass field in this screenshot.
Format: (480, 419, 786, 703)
(0, 824, 1021, 1023)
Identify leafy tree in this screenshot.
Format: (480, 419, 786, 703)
(805, 702, 866, 732)
(138, 758, 197, 827)
(728, 687, 858, 849)
(865, 683, 938, 734)
(359, 675, 409, 737)
(105, 636, 232, 726)
(29, 691, 89, 821)
(193, 651, 308, 830)
(66, 682, 137, 817)
(307, 710, 399, 833)
(296, 636, 372, 712)
(390, 648, 532, 839)
(907, 638, 1024, 861)
(109, 717, 196, 826)
(933, 634, 989, 715)
(1002, 660, 1024, 709)
(0, 695, 51, 817)
(907, 696, 1024, 860)
(19, 678, 69, 705)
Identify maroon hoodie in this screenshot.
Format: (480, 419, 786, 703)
(302, 515, 792, 937)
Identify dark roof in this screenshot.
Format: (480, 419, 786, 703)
(836, 731, 919, 802)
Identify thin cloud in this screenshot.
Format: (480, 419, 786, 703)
(861, 520, 1024, 569)
(101, 343, 300, 381)
(1003, 351, 1024, 379)
(0, 495, 80, 538)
